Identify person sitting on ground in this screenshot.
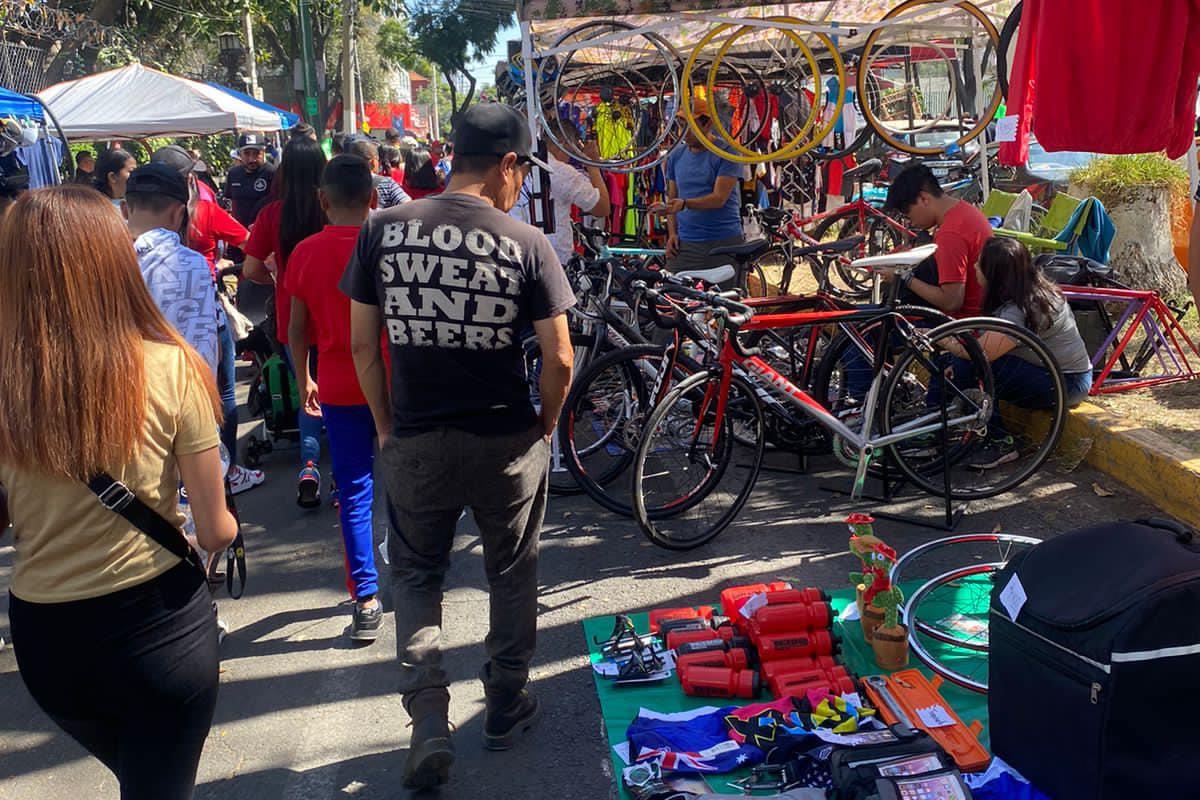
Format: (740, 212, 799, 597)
(93, 148, 137, 211)
(938, 236, 1094, 469)
(651, 99, 748, 271)
(0, 185, 236, 800)
(342, 102, 575, 790)
(73, 150, 95, 184)
(346, 137, 410, 208)
(285, 154, 382, 643)
(883, 163, 992, 317)
(150, 145, 265, 495)
(401, 146, 444, 199)
(126, 163, 220, 376)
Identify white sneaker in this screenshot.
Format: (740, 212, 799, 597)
(228, 464, 265, 495)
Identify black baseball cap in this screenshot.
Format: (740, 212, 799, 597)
(125, 163, 188, 205)
(150, 144, 196, 177)
(452, 104, 550, 171)
(237, 133, 266, 152)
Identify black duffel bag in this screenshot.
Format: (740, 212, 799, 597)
(989, 518, 1200, 799)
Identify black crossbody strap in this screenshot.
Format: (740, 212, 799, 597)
(87, 472, 208, 576)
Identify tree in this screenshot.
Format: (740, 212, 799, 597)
(400, 0, 513, 121)
(376, 17, 431, 75)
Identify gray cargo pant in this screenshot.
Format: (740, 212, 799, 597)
(380, 424, 549, 705)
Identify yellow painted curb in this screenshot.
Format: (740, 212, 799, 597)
(1063, 402, 1200, 527)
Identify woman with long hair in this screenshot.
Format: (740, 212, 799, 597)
(0, 186, 237, 799)
(945, 236, 1094, 468)
(93, 147, 137, 207)
(243, 136, 328, 506)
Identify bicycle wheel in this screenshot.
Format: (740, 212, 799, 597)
(524, 332, 602, 495)
(906, 563, 1000, 693)
(632, 370, 765, 550)
(748, 245, 791, 296)
(559, 344, 698, 517)
(857, 0, 1002, 155)
(880, 317, 1067, 500)
(811, 208, 913, 260)
(997, 1, 1022, 101)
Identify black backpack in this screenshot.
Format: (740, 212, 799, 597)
(989, 518, 1200, 799)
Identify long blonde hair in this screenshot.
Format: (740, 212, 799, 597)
(0, 185, 221, 479)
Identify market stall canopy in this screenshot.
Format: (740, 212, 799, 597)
(205, 81, 299, 130)
(0, 85, 44, 121)
(38, 64, 286, 140)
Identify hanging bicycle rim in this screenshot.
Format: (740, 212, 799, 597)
(856, 0, 1002, 155)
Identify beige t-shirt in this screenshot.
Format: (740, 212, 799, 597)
(3, 340, 219, 603)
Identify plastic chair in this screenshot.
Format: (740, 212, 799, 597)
(980, 189, 1019, 220)
(995, 193, 1092, 254)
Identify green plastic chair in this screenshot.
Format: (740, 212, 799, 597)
(995, 193, 1092, 253)
(980, 189, 1019, 220)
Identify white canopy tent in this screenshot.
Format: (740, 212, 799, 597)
(38, 64, 287, 141)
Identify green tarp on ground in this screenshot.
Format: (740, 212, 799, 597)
(582, 587, 991, 798)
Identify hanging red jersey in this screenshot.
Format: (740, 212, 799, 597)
(1027, 0, 1200, 159)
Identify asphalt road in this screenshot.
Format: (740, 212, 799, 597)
(0, 396, 1160, 800)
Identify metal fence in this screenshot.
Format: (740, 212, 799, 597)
(0, 41, 47, 94)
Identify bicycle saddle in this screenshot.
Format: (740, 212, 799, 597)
(840, 158, 883, 183)
(757, 207, 790, 227)
(707, 238, 770, 260)
(851, 243, 937, 271)
(794, 235, 864, 258)
(674, 265, 737, 285)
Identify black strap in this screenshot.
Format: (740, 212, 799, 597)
(222, 479, 247, 599)
(87, 473, 208, 577)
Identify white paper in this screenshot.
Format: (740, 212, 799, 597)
(999, 574, 1028, 621)
(738, 592, 768, 619)
(613, 741, 631, 766)
(996, 114, 1019, 143)
(916, 704, 956, 728)
(840, 601, 862, 622)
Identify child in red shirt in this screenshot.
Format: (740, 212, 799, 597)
(285, 155, 382, 642)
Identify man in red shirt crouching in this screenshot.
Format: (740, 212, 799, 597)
(286, 155, 382, 642)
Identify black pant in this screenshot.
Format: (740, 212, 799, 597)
(9, 562, 219, 800)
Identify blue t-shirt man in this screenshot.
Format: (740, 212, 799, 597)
(656, 101, 746, 271)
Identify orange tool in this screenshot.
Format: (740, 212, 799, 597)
(860, 670, 990, 772)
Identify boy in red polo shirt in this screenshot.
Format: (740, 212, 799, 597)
(286, 155, 382, 642)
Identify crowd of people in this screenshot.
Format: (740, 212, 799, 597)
(0, 95, 1100, 800)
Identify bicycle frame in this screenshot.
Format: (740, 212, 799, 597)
(692, 306, 989, 498)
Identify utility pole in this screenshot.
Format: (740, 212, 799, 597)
(297, 0, 321, 128)
(430, 65, 439, 139)
(340, 0, 356, 133)
(242, 8, 260, 100)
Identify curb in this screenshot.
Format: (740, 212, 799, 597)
(1058, 402, 1200, 528)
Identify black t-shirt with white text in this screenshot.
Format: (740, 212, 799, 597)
(224, 162, 276, 226)
(339, 193, 576, 436)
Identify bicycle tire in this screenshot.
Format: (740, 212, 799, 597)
(856, 0, 1003, 156)
(559, 343, 700, 517)
(632, 369, 765, 550)
(539, 20, 682, 171)
(811, 208, 913, 260)
(880, 317, 1067, 500)
(524, 332, 603, 495)
(905, 562, 1002, 693)
(997, 1, 1022, 101)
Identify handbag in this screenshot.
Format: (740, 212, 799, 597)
(218, 290, 254, 343)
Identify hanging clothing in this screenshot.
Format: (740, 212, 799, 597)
(594, 102, 634, 161)
(1013, 0, 1200, 159)
(14, 135, 62, 189)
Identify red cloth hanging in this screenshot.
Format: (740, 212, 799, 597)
(1024, 0, 1200, 159)
(997, 0, 1039, 166)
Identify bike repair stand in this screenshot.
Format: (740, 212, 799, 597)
(819, 396, 966, 532)
(871, 390, 967, 532)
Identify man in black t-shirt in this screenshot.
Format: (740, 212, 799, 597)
(341, 104, 574, 791)
(223, 133, 276, 227)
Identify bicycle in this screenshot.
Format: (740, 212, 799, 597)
(795, 158, 916, 260)
(630, 247, 1068, 550)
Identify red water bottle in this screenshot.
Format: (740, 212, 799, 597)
(675, 648, 751, 673)
(760, 655, 841, 682)
(757, 629, 837, 661)
(679, 665, 760, 699)
(751, 601, 834, 635)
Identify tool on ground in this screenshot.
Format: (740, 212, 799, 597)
(862, 672, 989, 772)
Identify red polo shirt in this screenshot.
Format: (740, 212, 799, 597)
(190, 199, 248, 275)
(934, 201, 991, 318)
